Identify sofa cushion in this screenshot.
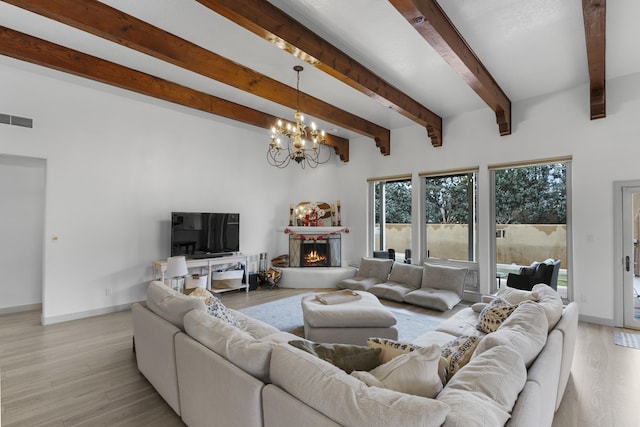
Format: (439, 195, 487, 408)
(183, 309, 275, 383)
(367, 337, 422, 363)
(411, 330, 460, 349)
(474, 301, 548, 367)
(434, 307, 485, 338)
(403, 288, 462, 311)
(357, 257, 394, 281)
(471, 302, 488, 312)
(439, 335, 482, 384)
(228, 309, 281, 338)
(288, 340, 381, 373)
(271, 344, 450, 427)
(389, 262, 423, 289)
(532, 283, 564, 330)
(476, 297, 517, 334)
(146, 281, 206, 330)
(369, 262, 424, 302)
(495, 286, 539, 305)
(437, 345, 527, 427)
(351, 345, 443, 399)
(368, 282, 416, 302)
(421, 263, 468, 294)
(336, 277, 381, 291)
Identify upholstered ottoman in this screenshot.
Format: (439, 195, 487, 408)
(301, 291, 398, 345)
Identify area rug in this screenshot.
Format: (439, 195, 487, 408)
(614, 331, 640, 349)
(238, 293, 443, 342)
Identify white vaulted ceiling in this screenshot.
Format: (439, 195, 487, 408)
(0, 0, 636, 148)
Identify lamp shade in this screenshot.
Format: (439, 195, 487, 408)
(166, 256, 189, 278)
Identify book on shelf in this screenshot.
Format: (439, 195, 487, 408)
(315, 290, 362, 305)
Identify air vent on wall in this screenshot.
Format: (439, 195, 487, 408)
(0, 113, 33, 128)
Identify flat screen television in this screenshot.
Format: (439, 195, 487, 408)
(171, 212, 240, 258)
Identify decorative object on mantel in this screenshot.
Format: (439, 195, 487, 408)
(268, 66, 331, 169)
(293, 201, 342, 226)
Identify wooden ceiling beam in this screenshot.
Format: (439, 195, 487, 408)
(0, 26, 350, 161)
(2, 0, 383, 156)
(196, 0, 443, 147)
(389, 0, 512, 136)
(582, 0, 606, 120)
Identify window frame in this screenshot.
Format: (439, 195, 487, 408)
(488, 157, 573, 299)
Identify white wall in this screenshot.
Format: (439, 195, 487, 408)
(0, 155, 45, 311)
(0, 58, 343, 323)
(3, 55, 640, 326)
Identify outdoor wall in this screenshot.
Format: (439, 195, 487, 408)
(377, 223, 566, 266)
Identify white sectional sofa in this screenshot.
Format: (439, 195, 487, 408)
(133, 280, 578, 427)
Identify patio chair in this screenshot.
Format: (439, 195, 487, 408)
(506, 259, 561, 291)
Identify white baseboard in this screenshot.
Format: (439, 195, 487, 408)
(40, 302, 142, 325)
(578, 313, 617, 327)
(0, 303, 42, 315)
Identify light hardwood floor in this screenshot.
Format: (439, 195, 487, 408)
(1, 288, 639, 427)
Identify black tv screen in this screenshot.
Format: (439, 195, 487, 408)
(171, 212, 240, 258)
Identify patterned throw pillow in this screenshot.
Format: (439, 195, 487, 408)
(439, 335, 481, 384)
(367, 337, 423, 363)
(476, 297, 516, 334)
(205, 295, 239, 328)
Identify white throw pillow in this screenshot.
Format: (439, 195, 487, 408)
(532, 283, 564, 330)
(474, 301, 548, 367)
(351, 344, 443, 398)
(436, 345, 527, 427)
(496, 286, 539, 305)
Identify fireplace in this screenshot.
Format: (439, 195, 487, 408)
(289, 234, 341, 267)
(301, 239, 329, 267)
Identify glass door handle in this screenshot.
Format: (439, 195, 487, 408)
(626, 255, 630, 271)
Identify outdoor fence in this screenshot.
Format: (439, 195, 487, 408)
(376, 223, 567, 267)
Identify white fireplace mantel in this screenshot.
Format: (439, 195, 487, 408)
(277, 226, 348, 235)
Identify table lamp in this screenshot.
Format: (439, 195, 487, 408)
(165, 255, 189, 292)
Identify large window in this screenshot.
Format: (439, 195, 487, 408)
(491, 160, 571, 297)
(423, 171, 478, 262)
(369, 175, 412, 261)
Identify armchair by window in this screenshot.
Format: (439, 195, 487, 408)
(506, 259, 561, 291)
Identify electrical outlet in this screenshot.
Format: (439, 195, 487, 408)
(580, 294, 587, 303)
(105, 288, 111, 296)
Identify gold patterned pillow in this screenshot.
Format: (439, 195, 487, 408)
(476, 297, 517, 334)
(367, 337, 422, 363)
(439, 335, 481, 384)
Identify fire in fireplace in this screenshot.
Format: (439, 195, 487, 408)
(302, 240, 329, 267)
